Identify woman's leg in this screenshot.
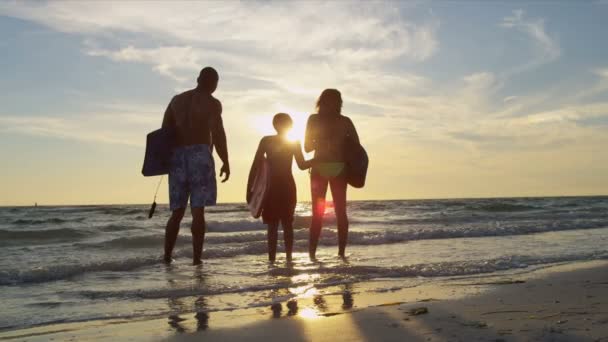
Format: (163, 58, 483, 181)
(329, 177, 348, 257)
(267, 221, 279, 262)
(309, 174, 329, 260)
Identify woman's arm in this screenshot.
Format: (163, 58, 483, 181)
(304, 115, 316, 153)
(246, 138, 266, 203)
(346, 116, 360, 145)
(293, 141, 313, 170)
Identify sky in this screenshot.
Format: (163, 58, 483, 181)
(1, 1, 607, 206)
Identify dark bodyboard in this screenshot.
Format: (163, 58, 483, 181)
(345, 140, 368, 188)
(142, 127, 175, 176)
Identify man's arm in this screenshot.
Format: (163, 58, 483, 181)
(211, 100, 230, 182)
(162, 100, 175, 128)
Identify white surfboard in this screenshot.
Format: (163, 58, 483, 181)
(248, 158, 270, 218)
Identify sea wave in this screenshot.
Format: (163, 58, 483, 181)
(76, 220, 608, 250)
(0, 255, 162, 285)
(0, 228, 89, 243)
(65, 251, 608, 301)
(3, 232, 608, 286)
(267, 251, 608, 279)
(11, 217, 85, 225)
(467, 202, 539, 212)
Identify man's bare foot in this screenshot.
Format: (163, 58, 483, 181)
(163, 255, 173, 264)
(193, 259, 202, 266)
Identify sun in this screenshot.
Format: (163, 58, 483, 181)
(252, 104, 309, 143)
(286, 111, 307, 142)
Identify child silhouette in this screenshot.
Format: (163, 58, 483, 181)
(247, 113, 313, 262)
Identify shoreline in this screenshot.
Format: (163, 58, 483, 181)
(2, 260, 608, 341)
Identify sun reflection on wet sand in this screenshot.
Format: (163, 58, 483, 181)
(288, 273, 321, 299)
(298, 307, 320, 320)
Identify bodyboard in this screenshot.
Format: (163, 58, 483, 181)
(248, 158, 270, 218)
(345, 141, 368, 188)
(142, 127, 175, 176)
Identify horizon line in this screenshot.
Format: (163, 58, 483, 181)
(2, 194, 607, 208)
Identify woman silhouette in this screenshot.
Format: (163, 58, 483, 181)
(305, 89, 359, 259)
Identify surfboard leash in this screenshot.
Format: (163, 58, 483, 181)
(148, 175, 164, 219)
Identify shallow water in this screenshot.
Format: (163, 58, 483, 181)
(1, 197, 607, 330)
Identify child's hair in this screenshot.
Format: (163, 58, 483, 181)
(272, 113, 293, 132)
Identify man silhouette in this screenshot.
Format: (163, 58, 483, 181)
(162, 67, 230, 265)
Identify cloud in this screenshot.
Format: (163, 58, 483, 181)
(500, 9, 560, 72)
(1, 2, 604, 157)
(594, 68, 608, 79)
(1, 1, 439, 65)
(0, 106, 161, 146)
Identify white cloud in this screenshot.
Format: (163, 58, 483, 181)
(0, 1, 604, 157)
(0, 0, 444, 104)
(501, 9, 560, 69)
(0, 1, 439, 63)
(0, 107, 161, 146)
(464, 72, 496, 89)
(594, 68, 608, 79)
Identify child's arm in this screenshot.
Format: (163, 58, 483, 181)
(246, 138, 266, 203)
(293, 141, 314, 170)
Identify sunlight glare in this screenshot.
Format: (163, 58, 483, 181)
(277, 103, 307, 142)
(299, 307, 320, 320)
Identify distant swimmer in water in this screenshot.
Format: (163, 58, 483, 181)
(247, 113, 314, 262)
(305, 89, 360, 259)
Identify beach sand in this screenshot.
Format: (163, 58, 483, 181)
(2, 260, 608, 341)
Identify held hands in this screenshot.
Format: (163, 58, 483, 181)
(220, 163, 230, 183)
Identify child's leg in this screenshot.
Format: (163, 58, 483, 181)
(282, 219, 294, 262)
(267, 221, 279, 262)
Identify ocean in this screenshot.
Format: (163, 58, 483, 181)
(1, 197, 607, 331)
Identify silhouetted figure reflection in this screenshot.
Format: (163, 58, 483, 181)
(195, 311, 209, 331)
(271, 302, 282, 318)
(166, 268, 210, 333)
(342, 290, 354, 310)
(305, 89, 359, 259)
(287, 299, 298, 316)
(313, 294, 328, 312)
(168, 314, 187, 333)
(248, 113, 314, 262)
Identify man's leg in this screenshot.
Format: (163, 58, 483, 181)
(191, 207, 206, 265)
(165, 208, 186, 263)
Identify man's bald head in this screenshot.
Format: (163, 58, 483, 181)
(197, 67, 219, 93)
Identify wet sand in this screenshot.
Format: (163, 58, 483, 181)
(2, 260, 608, 341)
